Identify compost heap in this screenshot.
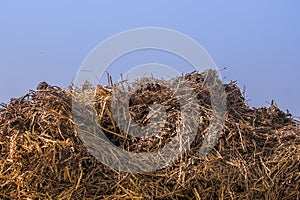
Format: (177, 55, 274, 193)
(0, 71, 299, 200)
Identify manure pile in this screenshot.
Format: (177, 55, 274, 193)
(0, 71, 299, 200)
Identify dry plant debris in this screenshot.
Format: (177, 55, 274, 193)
(0, 71, 299, 200)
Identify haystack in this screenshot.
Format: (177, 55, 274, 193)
(0, 71, 299, 199)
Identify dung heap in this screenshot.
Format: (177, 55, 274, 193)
(0, 71, 299, 200)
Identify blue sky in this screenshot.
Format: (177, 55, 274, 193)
(0, 1, 299, 115)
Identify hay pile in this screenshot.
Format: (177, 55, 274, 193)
(0, 71, 299, 199)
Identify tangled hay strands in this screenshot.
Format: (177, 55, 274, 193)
(0, 71, 299, 199)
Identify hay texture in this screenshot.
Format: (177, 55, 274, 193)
(0, 71, 299, 199)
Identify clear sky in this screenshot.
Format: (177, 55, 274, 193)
(1, 1, 299, 115)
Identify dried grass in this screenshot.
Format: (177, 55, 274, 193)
(0, 71, 299, 199)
